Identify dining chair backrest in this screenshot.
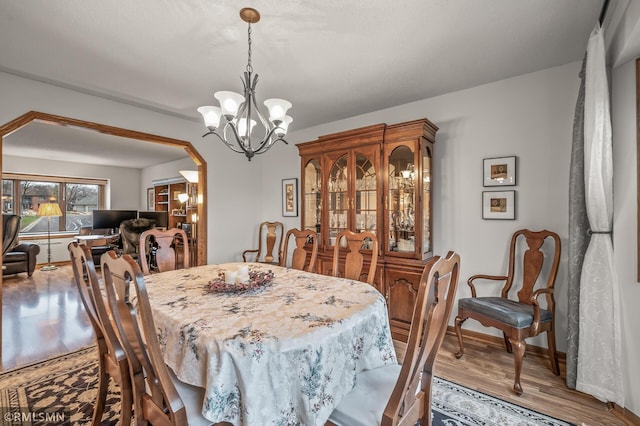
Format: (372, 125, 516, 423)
(280, 228, 318, 272)
(242, 221, 285, 264)
(332, 229, 378, 285)
(138, 228, 189, 275)
(384, 251, 460, 425)
(101, 250, 188, 425)
(328, 251, 460, 426)
(68, 242, 133, 425)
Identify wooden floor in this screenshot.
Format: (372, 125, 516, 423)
(1, 265, 627, 425)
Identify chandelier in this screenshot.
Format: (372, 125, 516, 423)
(197, 7, 293, 161)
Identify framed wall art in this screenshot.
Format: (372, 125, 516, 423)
(147, 187, 155, 211)
(483, 156, 516, 186)
(482, 190, 516, 220)
(282, 178, 298, 217)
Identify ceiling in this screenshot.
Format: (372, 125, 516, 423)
(0, 0, 607, 167)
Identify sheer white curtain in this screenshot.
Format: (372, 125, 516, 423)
(577, 23, 623, 405)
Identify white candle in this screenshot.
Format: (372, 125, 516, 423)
(236, 273, 250, 284)
(238, 265, 249, 276)
(225, 270, 238, 284)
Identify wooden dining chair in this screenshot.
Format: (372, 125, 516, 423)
(327, 251, 460, 426)
(68, 242, 133, 426)
(100, 251, 212, 426)
(138, 227, 189, 275)
(242, 221, 284, 265)
(454, 229, 561, 395)
(280, 228, 318, 272)
(332, 229, 378, 285)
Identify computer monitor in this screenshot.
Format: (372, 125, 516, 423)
(92, 209, 138, 232)
(138, 211, 169, 229)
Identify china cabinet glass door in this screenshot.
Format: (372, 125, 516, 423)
(387, 145, 416, 254)
(355, 153, 377, 236)
(422, 144, 432, 255)
(328, 154, 348, 246)
(303, 158, 322, 235)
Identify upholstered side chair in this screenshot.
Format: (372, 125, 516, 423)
(68, 242, 133, 425)
(101, 251, 211, 425)
(327, 251, 460, 426)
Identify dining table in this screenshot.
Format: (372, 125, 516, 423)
(143, 262, 397, 425)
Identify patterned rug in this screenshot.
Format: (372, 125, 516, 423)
(0, 347, 574, 425)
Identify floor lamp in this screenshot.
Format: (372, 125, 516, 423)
(37, 202, 62, 271)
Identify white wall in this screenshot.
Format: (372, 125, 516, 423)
(0, 71, 262, 265)
(611, 58, 640, 415)
(2, 154, 141, 209)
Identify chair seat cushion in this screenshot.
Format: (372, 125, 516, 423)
(168, 368, 212, 426)
(328, 363, 401, 426)
(459, 297, 552, 328)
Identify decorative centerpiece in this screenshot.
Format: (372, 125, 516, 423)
(206, 266, 274, 294)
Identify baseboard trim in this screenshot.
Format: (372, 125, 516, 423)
(609, 402, 640, 426)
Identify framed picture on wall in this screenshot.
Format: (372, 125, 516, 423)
(147, 187, 155, 211)
(282, 178, 298, 217)
(482, 190, 516, 220)
(483, 156, 517, 186)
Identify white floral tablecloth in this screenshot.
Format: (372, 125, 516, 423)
(144, 262, 397, 426)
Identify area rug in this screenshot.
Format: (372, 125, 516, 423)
(0, 347, 574, 425)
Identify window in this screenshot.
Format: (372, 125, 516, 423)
(2, 173, 106, 234)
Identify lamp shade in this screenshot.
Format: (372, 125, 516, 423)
(214, 91, 245, 118)
(264, 98, 292, 123)
(37, 202, 62, 217)
(274, 115, 293, 136)
(197, 106, 222, 129)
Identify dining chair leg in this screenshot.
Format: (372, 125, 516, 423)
(92, 356, 108, 426)
(503, 332, 513, 353)
(546, 329, 560, 376)
(509, 337, 525, 396)
(454, 315, 466, 359)
(118, 363, 134, 425)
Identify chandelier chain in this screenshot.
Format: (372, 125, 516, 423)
(246, 23, 253, 73)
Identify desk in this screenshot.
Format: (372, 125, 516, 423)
(144, 262, 397, 425)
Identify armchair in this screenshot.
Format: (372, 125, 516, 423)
(454, 229, 561, 395)
(3, 214, 41, 277)
(119, 218, 156, 258)
(242, 221, 284, 265)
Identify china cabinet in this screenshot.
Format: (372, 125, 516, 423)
(297, 118, 437, 342)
